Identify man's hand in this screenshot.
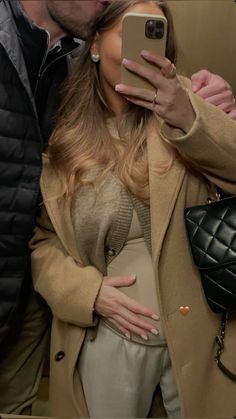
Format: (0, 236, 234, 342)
(191, 70, 236, 120)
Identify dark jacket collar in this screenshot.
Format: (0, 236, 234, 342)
(0, 0, 80, 108)
(8, 0, 80, 91)
(9, 0, 49, 94)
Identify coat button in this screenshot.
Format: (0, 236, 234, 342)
(55, 351, 65, 361)
(107, 248, 116, 256)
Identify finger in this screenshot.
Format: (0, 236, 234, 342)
(124, 96, 162, 114)
(140, 51, 177, 80)
(195, 83, 229, 99)
(121, 294, 159, 321)
(112, 314, 150, 341)
(103, 274, 136, 287)
(217, 102, 236, 113)
(121, 306, 159, 334)
(202, 91, 234, 106)
(141, 49, 170, 70)
(122, 57, 164, 89)
(116, 83, 156, 103)
(191, 69, 210, 93)
(107, 317, 131, 339)
(228, 109, 236, 121)
(161, 62, 176, 79)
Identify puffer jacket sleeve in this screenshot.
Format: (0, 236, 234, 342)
(160, 80, 236, 194)
(30, 204, 103, 328)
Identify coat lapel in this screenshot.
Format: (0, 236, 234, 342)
(40, 155, 81, 264)
(147, 128, 186, 269)
(41, 156, 89, 415)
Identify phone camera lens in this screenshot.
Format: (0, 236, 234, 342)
(145, 19, 164, 39)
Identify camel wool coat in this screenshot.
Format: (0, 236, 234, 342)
(31, 90, 236, 418)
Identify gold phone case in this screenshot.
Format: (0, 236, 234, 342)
(121, 13, 167, 90)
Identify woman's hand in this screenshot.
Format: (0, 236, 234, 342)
(191, 70, 236, 121)
(115, 50, 196, 133)
(94, 275, 159, 341)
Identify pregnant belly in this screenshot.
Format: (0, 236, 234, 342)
(106, 237, 165, 344)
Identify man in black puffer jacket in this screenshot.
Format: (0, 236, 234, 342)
(0, 0, 111, 413)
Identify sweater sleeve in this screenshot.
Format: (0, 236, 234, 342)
(30, 205, 103, 328)
(160, 88, 236, 194)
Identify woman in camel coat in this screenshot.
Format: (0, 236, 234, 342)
(31, 0, 236, 417)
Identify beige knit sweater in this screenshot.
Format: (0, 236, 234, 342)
(72, 172, 151, 275)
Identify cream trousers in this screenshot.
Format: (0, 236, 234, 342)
(78, 321, 181, 418)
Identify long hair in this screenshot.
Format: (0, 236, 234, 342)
(48, 0, 178, 200)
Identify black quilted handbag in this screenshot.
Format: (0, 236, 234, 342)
(184, 193, 236, 381)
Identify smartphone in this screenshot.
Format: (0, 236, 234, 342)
(121, 13, 167, 90)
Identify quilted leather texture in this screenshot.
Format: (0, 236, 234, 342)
(185, 196, 236, 313)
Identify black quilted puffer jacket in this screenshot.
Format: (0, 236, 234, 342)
(0, 0, 78, 349)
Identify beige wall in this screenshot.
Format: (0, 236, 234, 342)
(167, 0, 236, 94)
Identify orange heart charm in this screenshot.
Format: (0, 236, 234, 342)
(179, 306, 190, 316)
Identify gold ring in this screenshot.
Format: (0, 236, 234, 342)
(166, 64, 177, 79)
(152, 88, 159, 106)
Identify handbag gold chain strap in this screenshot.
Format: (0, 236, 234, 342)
(215, 312, 236, 381)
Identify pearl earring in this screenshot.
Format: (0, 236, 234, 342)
(90, 53, 100, 63)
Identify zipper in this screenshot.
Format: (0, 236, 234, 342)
(33, 33, 78, 98)
(33, 30, 50, 97)
(40, 49, 73, 79)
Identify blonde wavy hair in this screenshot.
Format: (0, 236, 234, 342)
(48, 0, 177, 200)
